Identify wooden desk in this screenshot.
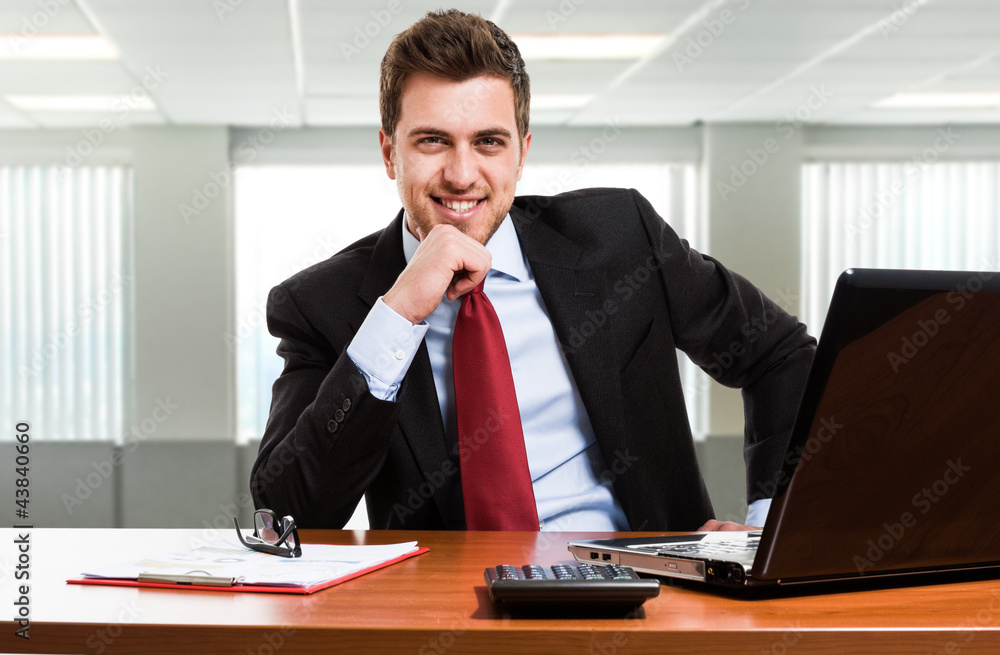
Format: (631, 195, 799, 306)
(3, 528, 1000, 654)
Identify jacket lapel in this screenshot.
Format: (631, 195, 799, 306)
(356, 211, 406, 316)
(357, 211, 452, 524)
(510, 207, 630, 478)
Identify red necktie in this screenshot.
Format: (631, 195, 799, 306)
(452, 279, 539, 530)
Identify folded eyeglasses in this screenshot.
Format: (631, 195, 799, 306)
(233, 509, 302, 558)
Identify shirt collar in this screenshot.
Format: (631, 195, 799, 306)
(400, 212, 531, 282)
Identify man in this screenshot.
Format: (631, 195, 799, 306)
(250, 9, 815, 532)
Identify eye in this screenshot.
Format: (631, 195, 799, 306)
(419, 136, 445, 145)
(478, 137, 504, 148)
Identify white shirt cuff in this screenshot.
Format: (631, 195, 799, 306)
(346, 297, 429, 401)
(745, 497, 771, 529)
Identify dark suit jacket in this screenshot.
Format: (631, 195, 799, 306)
(250, 188, 816, 530)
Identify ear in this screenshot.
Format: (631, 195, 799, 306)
(515, 129, 532, 181)
(378, 128, 396, 180)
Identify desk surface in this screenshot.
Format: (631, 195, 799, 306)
(3, 528, 1000, 654)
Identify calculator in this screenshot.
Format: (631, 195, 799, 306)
(484, 563, 660, 611)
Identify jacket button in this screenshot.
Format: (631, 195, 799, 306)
(334, 409, 345, 422)
(327, 420, 338, 433)
(342, 398, 352, 411)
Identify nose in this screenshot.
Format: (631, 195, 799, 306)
(442, 144, 477, 191)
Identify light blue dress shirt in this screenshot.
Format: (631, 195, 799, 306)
(347, 215, 770, 530)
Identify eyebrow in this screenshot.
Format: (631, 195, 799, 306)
(406, 126, 514, 140)
(407, 126, 449, 138)
(473, 128, 513, 140)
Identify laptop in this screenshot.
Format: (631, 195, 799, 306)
(570, 268, 1000, 590)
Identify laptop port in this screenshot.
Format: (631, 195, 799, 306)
(602, 553, 612, 561)
(590, 552, 600, 560)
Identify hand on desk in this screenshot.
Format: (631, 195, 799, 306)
(698, 519, 762, 532)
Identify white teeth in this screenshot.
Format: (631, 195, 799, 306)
(441, 199, 479, 213)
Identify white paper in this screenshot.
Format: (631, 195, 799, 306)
(81, 539, 419, 587)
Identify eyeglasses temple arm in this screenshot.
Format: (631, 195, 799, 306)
(232, 517, 257, 549)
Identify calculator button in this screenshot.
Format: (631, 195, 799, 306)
(522, 565, 546, 579)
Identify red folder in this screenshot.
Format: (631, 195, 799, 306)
(68, 546, 428, 595)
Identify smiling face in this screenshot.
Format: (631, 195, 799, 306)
(379, 72, 531, 246)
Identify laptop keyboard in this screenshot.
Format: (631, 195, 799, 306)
(654, 533, 761, 558)
(658, 540, 757, 556)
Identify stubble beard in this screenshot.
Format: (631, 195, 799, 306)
(406, 195, 509, 246)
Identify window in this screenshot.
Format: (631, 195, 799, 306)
(1, 165, 133, 441)
(235, 162, 706, 442)
(802, 161, 1000, 332)
(234, 165, 400, 444)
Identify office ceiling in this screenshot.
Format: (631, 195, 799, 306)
(0, 0, 998, 129)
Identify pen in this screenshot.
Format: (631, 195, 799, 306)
(137, 572, 238, 587)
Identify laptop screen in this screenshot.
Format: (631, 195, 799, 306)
(756, 269, 1000, 581)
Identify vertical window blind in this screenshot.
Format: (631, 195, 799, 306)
(1, 166, 133, 441)
(802, 161, 1000, 333)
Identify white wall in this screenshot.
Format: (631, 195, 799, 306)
(700, 123, 804, 436)
(131, 127, 234, 441)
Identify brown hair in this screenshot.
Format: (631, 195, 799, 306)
(379, 9, 530, 142)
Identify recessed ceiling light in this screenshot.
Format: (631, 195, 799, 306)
(873, 93, 1000, 109)
(531, 95, 594, 110)
(0, 34, 118, 60)
(4, 95, 156, 112)
(512, 34, 665, 61)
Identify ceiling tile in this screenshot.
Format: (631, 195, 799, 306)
(0, 0, 994, 126)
